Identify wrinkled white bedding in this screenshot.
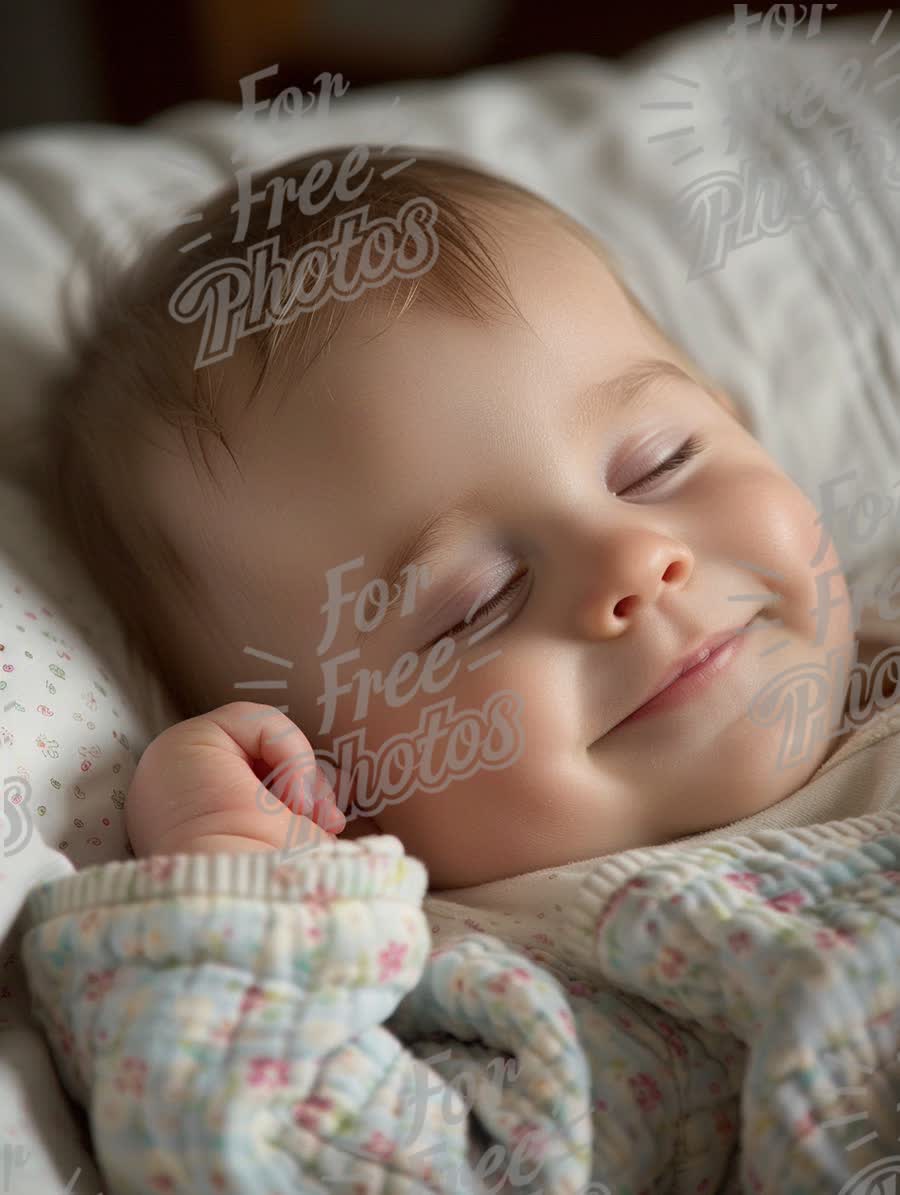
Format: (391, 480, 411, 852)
(2, 10, 900, 1191)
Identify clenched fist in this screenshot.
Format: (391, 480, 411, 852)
(125, 702, 347, 858)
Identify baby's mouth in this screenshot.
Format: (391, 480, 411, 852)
(597, 615, 762, 739)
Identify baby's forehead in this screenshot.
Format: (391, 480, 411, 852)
(496, 208, 634, 311)
(232, 228, 663, 486)
(207, 205, 662, 479)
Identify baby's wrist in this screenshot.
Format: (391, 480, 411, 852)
(140, 833, 277, 858)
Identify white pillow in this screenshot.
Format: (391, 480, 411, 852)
(1, 477, 178, 873)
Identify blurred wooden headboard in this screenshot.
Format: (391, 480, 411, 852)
(91, 0, 891, 125)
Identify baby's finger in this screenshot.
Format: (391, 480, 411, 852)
(204, 702, 345, 835)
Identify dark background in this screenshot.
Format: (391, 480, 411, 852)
(0, 0, 891, 134)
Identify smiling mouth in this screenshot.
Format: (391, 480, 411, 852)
(599, 616, 759, 737)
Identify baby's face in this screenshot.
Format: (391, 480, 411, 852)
(207, 211, 856, 888)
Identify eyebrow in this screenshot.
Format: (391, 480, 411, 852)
(360, 355, 695, 645)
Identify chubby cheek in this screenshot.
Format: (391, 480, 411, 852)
(723, 464, 854, 650)
(331, 647, 561, 847)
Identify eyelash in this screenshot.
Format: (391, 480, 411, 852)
(438, 433, 707, 641)
(617, 433, 706, 496)
(440, 567, 531, 641)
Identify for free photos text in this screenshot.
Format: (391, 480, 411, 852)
(249, 552, 525, 844)
(315, 1040, 602, 1192)
(675, 4, 896, 276)
(314, 554, 524, 822)
(169, 65, 438, 368)
(723, 2, 847, 153)
(744, 468, 900, 770)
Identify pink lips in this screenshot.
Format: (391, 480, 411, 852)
(610, 623, 751, 731)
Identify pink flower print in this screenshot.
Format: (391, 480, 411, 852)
(597, 885, 629, 931)
(378, 939, 408, 982)
(868, 1008, 894, 1029)
(139, 857, 176, 883)
(487, 966, 532, 996)
(293, 1093, 334, 1131)
(794, 1111, 817, 1139)
(568, 980, 592, 998)
(833, 926, 856, 945)
(239, 985, 266, 1016)
(115, 1056, 148, 1096)
(362, 1129, 395, 1160)
(510, 1122, 545, 1161)
(728, 930, 753, 953)
(628, 1072, 662, 1113)
(714, 1107, 735, 1138)
(247, 1057, 290, 1089)
(35, 735, 59, 759)
(78, 743, 101, 773)
(559, 1008, 575, 1034)
(766, 889, 805, 913)
(305, 880, 337, 911)
(657, 1019, 687, 1059)
(658, 946, 686, 980)
(84, 969, 116, 1003)
(149, 1174, 175, 1193)
(615, 1013, 633, 1031)
(725, 871, 763, 892)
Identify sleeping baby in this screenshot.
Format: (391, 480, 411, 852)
(21, 145, 900, 1193)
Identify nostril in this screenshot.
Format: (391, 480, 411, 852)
(662, 561, 684, 583)
(613, 595, 638, 618)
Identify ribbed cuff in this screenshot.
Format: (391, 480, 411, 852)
(22, 834, 428, 927)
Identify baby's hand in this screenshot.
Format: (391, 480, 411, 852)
(125, 702, 346, 858)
